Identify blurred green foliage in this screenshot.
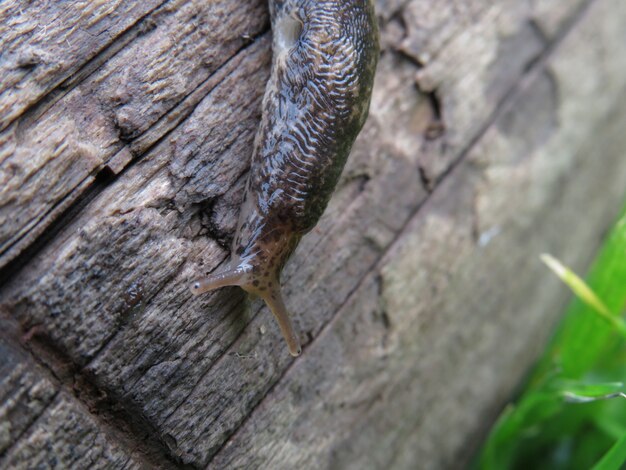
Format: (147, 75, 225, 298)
(475, 207, 626, 470)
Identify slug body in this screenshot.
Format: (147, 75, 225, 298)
(191, 0, 379, 356)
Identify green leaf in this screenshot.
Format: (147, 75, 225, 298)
(540, 254, 626, 338)
(557, 381, 626, 403)
(592, 433, 626, 470)
(474, 208, 626, 469)
(541, 212, 626, 378)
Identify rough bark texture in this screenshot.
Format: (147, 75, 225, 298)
(1, 0, 626, 468)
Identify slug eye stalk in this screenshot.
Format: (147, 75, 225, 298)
(191, 261, 302, 357)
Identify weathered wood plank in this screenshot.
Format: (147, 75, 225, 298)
(1, 0, 625, 468)
(210, 0, 626, 464)
(0, 0, 268, 268)
(3, 36, 272, 363)
(531, 0, 588, 37)
(1, 393, 142, 470)
(0, 0, 165, 131)
(0, 331, 150, 469)
(0, 335, 57, 455)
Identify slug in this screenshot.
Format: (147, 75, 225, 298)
(191, 0, 379, 356)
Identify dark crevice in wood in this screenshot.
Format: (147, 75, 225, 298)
(418, 165, 433, 193)
(373, 274, 392, 349)
(0, 318, 190, 469)
(427, 89, 443, 121)
(424, 90, 445, 141)
(16, 61, 38, 72)
(195, 199, 233, 250)
(205, 0, 602, 462)
(385, 9, 413, 60)
(390, 8, 409, 36)
(523, 19, 550, 74)
(394, 47, 425, 69)
(0, 168, 114, 290)
(382, 0, 413, 23)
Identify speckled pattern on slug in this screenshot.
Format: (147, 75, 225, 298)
(191, 0, 379, 356)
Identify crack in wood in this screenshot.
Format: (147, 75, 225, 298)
(0, 32, 270, 285)
(0, 3, 271, 275)
(0, 318, 189, 469)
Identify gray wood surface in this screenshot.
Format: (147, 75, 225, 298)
(1, 0, 626, 468)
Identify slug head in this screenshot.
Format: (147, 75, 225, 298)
(190, 228, 302, 357)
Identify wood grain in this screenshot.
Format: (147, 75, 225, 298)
(1, 0, 626, 468)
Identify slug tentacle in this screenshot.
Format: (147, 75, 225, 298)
(191, 263, 301, 356)
(261, 285, 301, 357)
(190, 264, 247, 296)
(191, 0, 378, 355)
(190, 223, 302, 356)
